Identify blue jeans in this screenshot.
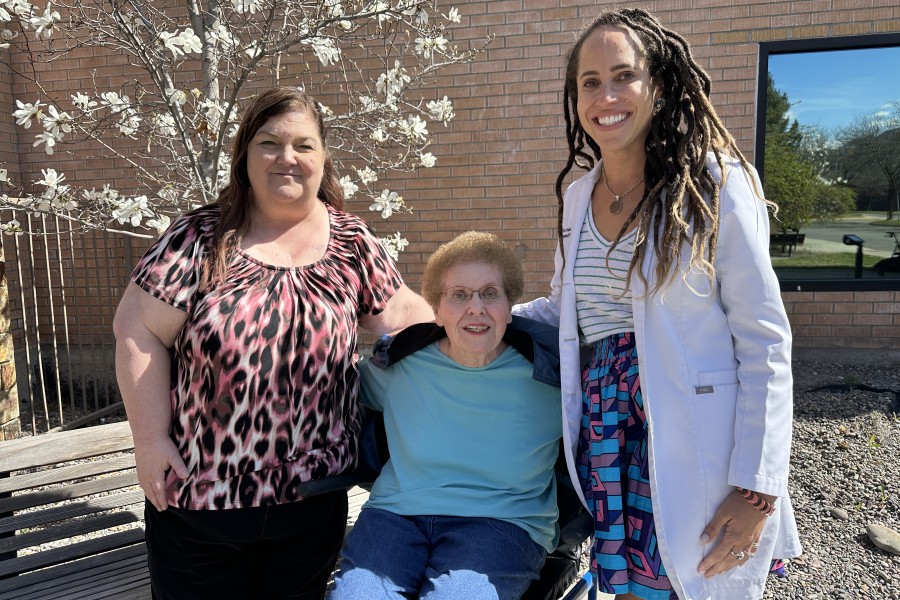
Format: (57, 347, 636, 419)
(328, 508, 546, 600)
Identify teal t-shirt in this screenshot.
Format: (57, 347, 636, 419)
(359, 343, 563, 552)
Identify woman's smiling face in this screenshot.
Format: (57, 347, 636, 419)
(434, 261, 512, 368)
(576, 25, 659, 161)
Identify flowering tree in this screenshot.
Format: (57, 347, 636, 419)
(0, 0, 485, 257)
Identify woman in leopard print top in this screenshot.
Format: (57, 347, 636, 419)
(113, 87, 433, 600)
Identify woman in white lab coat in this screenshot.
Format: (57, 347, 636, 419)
(514, 8, 801, 600)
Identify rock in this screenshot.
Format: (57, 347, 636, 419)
(866, 523, 900, 556)
(828, 507, 850, 521)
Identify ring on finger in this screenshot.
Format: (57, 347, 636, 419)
(730, 550, 746, 561)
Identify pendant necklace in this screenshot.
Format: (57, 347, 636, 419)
(601, 165, 644, 215)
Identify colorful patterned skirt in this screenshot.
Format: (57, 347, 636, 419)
(577, 332, 677, 600)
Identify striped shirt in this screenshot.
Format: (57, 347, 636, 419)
(574, 204, 636, 343)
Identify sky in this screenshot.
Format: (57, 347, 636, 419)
(767, 46, 900, 134)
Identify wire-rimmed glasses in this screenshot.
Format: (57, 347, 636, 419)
(440, 285, 506, 305)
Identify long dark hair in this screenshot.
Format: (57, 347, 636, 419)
(204, 87, 344, 286)
(558, 8, 769, 295)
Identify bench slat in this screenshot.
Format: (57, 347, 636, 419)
(23, 564, 149, 600)
(0, 508, 143, 554)
(0, 423, 133, 472)
(0, 471, 139, 514)
(0, 544, 147, 598)
(0, 455, 136, 495)
(0, 490, 145, 535)
(0, 528, 145, 578)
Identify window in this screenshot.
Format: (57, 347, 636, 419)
(755, 34, 900, 291)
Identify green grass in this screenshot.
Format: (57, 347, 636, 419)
(772, 250, 882, 268)
(868, 219, 900, 227)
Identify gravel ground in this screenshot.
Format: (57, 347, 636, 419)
(762, 360, 900, 600)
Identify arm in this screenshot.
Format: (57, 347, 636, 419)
(512, 243, 563, 326)
(359, 284, 434, 336)
(113, 282, 190, 511)
(698, 161, 792, 576)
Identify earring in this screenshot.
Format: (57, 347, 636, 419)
(653, 98, 665, 114)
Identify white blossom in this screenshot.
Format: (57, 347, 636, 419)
(231, 0, 261, 14)
(244, 40, 264, 59)
(83, 184, 119, 205)
(146, 214, 171, 233)
(368, 1, 392, 25)
(71, 92, 97, 111)
(42, 104, 72, 136)
(356, 166, 377, 185)
(180, 28, 202, 53)
(415, 35, 447, 59)
(308, 37, 340, 66)
(376, 61, 410, 103)
(398, 115, 427, 141)
(325, 0, 343, 18)
(100, 91, 130, 114)
(369, 189, 403, 219)
(427, 96, 455, 124)
(1, 219, 23, 235)
(33, 129, 60, 154)
(337, 20, 352, 31)
(379, 232, 409, 260)
(205, 23, 236, 51)
(13, 99, 42, 128)
(370, 128, 388, 143)
(117, 112, 142, 136)
(1, 29, 18, 42)
(419, 152, 436, 167)
(112, 195, 154, 226)
(154, 113, 177, 137)
(7, 0, 32, 17)
(444, 8, 461, 23)
(37, 167, 65, 190)
(29, 3, 60, 39)
(0, 168, 6, 182)
(339, 175, 358, 199)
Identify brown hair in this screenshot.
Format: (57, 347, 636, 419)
(203, 87, 344, 286)
(558, 8, 770, 295)
(421, 231, 524, 307)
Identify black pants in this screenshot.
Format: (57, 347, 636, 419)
(144, 490, 349, 600)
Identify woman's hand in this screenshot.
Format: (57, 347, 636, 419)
(134, 436, 189, 512)
(696, 488, 773, 578)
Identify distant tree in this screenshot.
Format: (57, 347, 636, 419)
(765, 73, 802, 149)
(810, 180, 857, 224)
(836, 103, 900, 220)
(764, 136, 815, 232)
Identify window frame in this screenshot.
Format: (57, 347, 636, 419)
(754, 33, 900, 292)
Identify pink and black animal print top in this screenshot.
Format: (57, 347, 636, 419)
(131, 204, 402, 510)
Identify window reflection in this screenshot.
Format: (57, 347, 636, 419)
(755, 36, 900, 289)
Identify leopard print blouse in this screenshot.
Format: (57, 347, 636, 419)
(131, 204, 402, 509)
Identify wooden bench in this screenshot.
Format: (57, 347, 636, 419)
(0, 422, 148, 600)
(0, 422, 378, 600)
(769, 231, 805, 257)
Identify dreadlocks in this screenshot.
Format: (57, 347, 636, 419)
(557, 7, 770, 296)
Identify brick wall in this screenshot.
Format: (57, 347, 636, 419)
(1, 0, 899, 360)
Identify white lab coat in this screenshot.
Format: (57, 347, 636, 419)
(514, 156, 802, 600)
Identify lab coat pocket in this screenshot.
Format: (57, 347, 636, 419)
(694, 368, 739, 396)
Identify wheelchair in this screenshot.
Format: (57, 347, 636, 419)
(304, 412, 597, 600)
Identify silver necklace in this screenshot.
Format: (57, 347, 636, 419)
(601, 165, 644, 215)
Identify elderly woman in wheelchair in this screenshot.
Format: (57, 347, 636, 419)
(327, 231, 565, 600)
